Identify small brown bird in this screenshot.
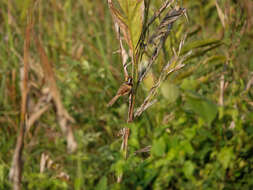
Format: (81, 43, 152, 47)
(107, 76, 133, 107)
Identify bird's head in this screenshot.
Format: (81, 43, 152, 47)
(125, 76, 133, 85)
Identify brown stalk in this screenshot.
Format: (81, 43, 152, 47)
(219, 74, 225, 106)
(128, 93, 135, 123)
(11, 69, 17, 107)
(34, 36, 77, 153)
(9, 20, 33, 190)
(117, 84, 135, 183)
(115, 23, 129, 79)
(215, 0, 227, 28)
(246, 73, 253, 91)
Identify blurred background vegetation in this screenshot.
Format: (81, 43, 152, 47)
(0, 0, 253, 189)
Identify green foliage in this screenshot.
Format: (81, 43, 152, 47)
(95, 176, 108, 190)
(0, 0, 253, 189)
(161, 82, 180, 103)
(24, 173, 68, 190)
(108, 0, 144, 58)
(117, 0, 144, 52)
(185, 91, 218, 126)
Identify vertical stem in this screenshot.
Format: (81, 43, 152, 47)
(117, 48, 137, 183)
(117, 94, 133, 182)
(128, 93, 135, 123)
(9, 16, 32, 190)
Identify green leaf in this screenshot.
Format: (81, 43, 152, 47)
(0, 165, 4, 183)
(181, 77, 198, 91)
(152, 137, 166, 157)
(143, 169, 158, 188)
(129, 123, 140, 148)
(113, 159, 125, 176)
(109, 0, 143, 57)
(218, 147, 234, 169)
(167, 148, 177, 161)
(183, 127, 196, 140)
(161, 82, 180, 103)
(183, 161, 195, 179)
(180, 140, 194, 155)
(185, 92, 218, 125)
(181, 39, 221, 55)
(95, 176, 108, 190)
(187, 43, 222, 60)
(118, 0, 144, 53)
(202, 55, 226, 65)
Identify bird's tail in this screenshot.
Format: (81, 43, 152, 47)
(107, 95, 120, 107)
